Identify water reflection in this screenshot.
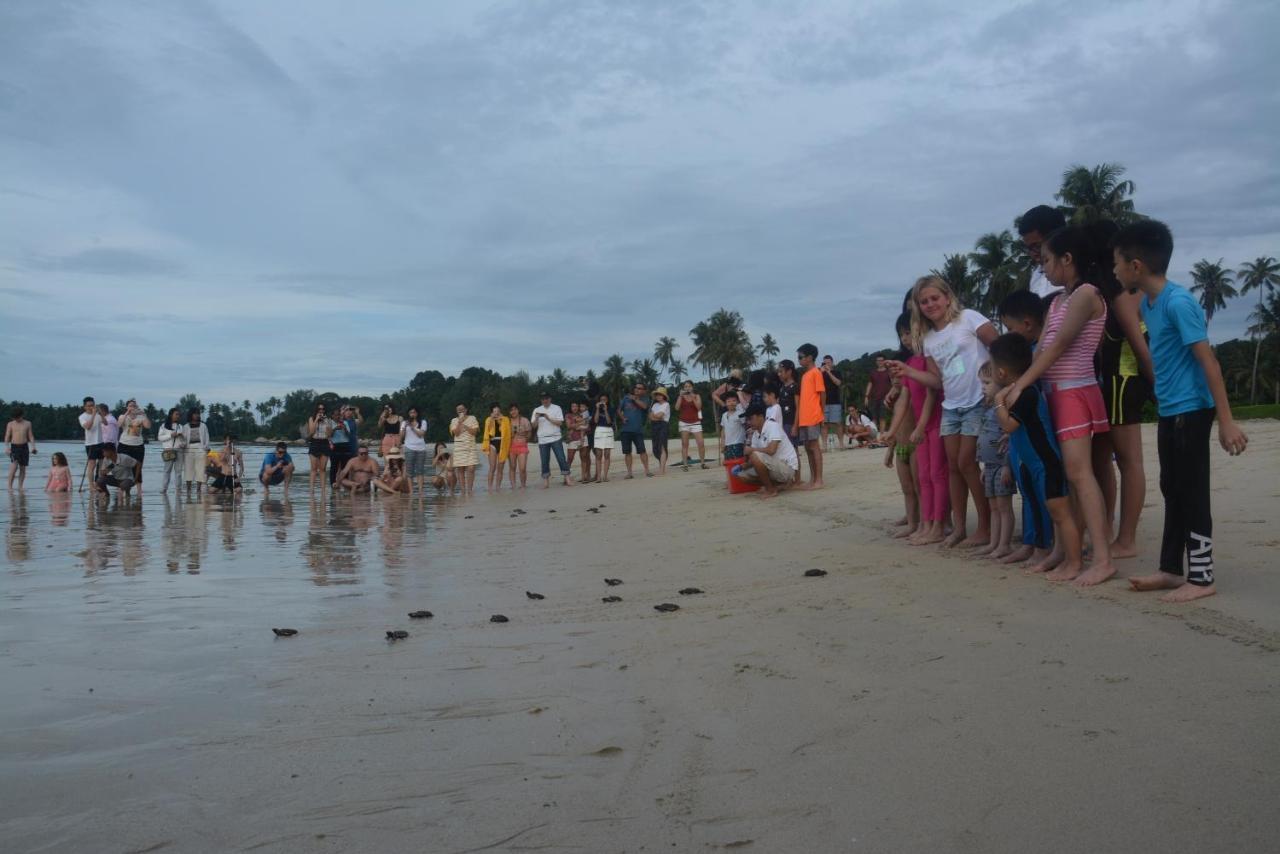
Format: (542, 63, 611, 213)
(161, 492, 209, 574)
(210, 494, 245, 554)
(6, 493, 31, 563)
(83, 496, 148, 575)
(259, 497, 294, 544)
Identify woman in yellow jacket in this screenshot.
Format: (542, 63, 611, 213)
(481, 404, 512, 493)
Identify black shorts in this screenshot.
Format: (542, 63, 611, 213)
(87, 443, 105, 461)
(1101, 374, 1151, 427)
(308, 438, 331, 457)
(97, 475, 132, 490)
(118, 443, 145, 464)
(620, 432, 646, 455)
(261, 470, 286, 486)
(8, 443, 29, 467)
(213, 474, 241, 491)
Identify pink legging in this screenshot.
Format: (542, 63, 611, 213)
(914, 427, 949, 522)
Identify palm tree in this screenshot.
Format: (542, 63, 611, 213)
(689, 309, 755, 381)
(757, 333, 780, 373)
(602, 354, 629, 403)
(1238, 256, 1280, 403)
(668, 358, 687, 385)
(1190, 259, 1238, 322)
(1056, 163, 1139, 225)
(631, 358, 660, 390)
(1247, 290, 1280, 403)
(932, 253, 980, 309)
(653, 336, 678, 372)
(968, 231, 1019, 316)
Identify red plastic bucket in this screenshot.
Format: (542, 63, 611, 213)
(724, 458, 760, 494)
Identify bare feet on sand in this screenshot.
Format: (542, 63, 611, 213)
(892, 525, 918, 539)
(959, 533, 990, 549)
(1072, 562, 1116, 587)
(988, 545, 1014, 560)
(1128, 572, 1216, 602)
(910, 529, 946, 546)
(1000, 545, 1034, 564)
(1044, 560, 1082, 583)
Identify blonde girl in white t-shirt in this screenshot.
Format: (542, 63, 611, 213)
(888, 275, 998, 548)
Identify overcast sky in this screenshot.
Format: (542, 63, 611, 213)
(2, 0, 1277, 406)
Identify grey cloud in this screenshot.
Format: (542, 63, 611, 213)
(25, 247, 183, 276)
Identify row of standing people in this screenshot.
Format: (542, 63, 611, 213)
(879, 211, 1247, 604)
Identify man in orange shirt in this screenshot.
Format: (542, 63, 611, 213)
(796, 343, 826, 489)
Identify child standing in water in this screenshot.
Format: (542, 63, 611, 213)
(1004, 225, 1115, 586)
(888, 276, 998, 548)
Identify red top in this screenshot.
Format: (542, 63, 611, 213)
(677, 397, 700, 423)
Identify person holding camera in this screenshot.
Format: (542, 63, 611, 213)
(259, 441, 295, 496)
(590, 392, 616, 483)
(676, 381, 708, 471)
(449, 404, 480, 494)
(532, 390, 573, 488)
(507, 404, 533, 488)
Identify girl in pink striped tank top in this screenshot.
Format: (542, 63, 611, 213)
(1004, 224, 1115, 588)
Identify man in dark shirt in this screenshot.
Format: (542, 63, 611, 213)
(616, 383, 652, 478)
(864, 356, 895, 434)
(820, 355, 844, 450)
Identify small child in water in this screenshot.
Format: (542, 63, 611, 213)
(45, 452, 71, 493)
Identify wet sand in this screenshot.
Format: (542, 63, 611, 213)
(3, 425, 1279, 852)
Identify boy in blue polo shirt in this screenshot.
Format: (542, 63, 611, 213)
(1112, 220, 1248, 603)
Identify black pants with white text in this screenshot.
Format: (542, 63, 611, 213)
(1157, 408, 1215, 586)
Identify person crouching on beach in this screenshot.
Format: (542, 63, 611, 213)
(336, 444, 380, 495)
(737, 401, 800, 500)
(94, 443, 139, 500)
(259, 442, 294, 496)
(431, 441, 457, 493)
(212, 436, 244, 494)
(373, 448, 411, 494)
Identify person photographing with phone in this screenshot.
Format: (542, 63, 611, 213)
(532, 390, 573, 488)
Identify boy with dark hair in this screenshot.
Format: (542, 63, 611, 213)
(989, 333, 1082, 579)
(1018, 204, 1068, 299)
(1113, 219, 1247, 602)
(998, 290, 1048, 342)
(795, 343, 825, 489)
(5, 406, 37, 489)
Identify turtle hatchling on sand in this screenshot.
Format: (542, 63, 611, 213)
(604, 578, 623, 586)
(654, 603, 680, 613)
(678, 587, 703, 595)
(602, 596, 623, 603)
(490, 614, 510, 623)
(271, 628, 298, 637)
(804, 569, 828, 577)
(408, 610, 433, 619)
(386, 630, 409, 640)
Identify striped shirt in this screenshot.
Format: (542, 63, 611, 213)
(1043, 283, 1106, 385)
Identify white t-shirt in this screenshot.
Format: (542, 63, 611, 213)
(751, 419, 799, 470)
(79, 411, 101, 445)
(858, 414, 878, 437)
(765, 402, 782, 425)
(531, 404, 564, 444)
(720, 409, 746, 445)
(118, 412, 147, 447)
(401, 419, 429, 451)
(650, 401, 670, 422)
(923, 308, 992, 410)
(1029, 267, 1061, 299)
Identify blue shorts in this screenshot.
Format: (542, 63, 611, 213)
(940, 403, 986, 437)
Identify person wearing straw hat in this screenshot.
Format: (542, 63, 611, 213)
(373, 446, 411, 494)
(649, 387, 672, 476)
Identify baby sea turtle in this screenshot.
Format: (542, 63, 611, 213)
(678, 587, 704, 596)
(514, 508, 526, 514)
(386, 630, 409, 640)
(490, 614, 510, 623)
(526, 591, 545, 600)
(547, 509, 556, 513)
(604, 578, 623, 586)
(602, 596, 623, 603)
(408, 610, 433, 619)
(654, 603, 680, 613)
(271, 628, 298, 637)
(587, 507, 600, 514)
(804, 568, 828, 577)
(464, 515, 474, 520)
(597, 504, 606, 508)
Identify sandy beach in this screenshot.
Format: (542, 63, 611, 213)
(2, 422, 1279, 853)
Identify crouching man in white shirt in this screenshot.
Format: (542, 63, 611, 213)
(738, 402, 799, 499)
